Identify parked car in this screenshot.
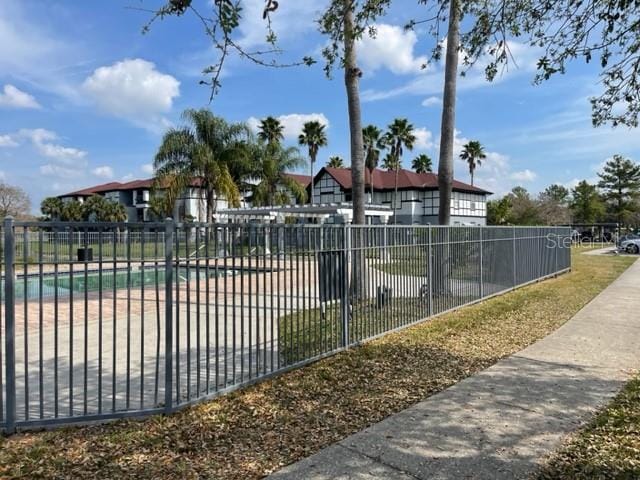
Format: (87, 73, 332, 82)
(619, 237, 640, 254)
(617, 233, 640, 247)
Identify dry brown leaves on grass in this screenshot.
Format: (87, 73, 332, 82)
(537, 374, 640, 479)
(0, 251, 635, 480)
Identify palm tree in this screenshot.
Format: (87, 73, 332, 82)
(61, 200, 84, 222)
(412, 154, 433, 174)
(257, 116, 284, 146)
(327, 156, 345, 168)
(154, 108, 250, 223)
(459, 140, 486, 186)
(381, 152, 399, 172)
(252, 144, 308, 206)
(383, 118, 416, 222)
(363, 125, 385, 202)
(298, 121, 328, 204)
(41, 196, 64, 220)
(104, 201, 127, 222)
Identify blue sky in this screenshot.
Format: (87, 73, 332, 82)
(1, 0, 639, 213)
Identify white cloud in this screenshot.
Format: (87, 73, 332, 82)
(18, 128, 87, 164)
(247, 113, 330, 140)
(358, 24, 428, 75)
(83, 59, 180, 131)
(421, 96, 441, 107)
(362, 40, 540, 102)
(141, 163, 154, 175)
(510, 169, 537, 182)
(0, 1, 80, 100)
(92, 166, 114, 179)
(414, 127, 434, 150)
(0, 134, 18, 147)
(0, 84, 40, 109)
(39, 164, 84, 178)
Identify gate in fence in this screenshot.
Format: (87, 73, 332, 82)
(0, 218, 571, 432)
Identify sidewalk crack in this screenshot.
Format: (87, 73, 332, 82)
(338, 443, 423, 480)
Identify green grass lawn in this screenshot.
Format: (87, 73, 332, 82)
(537, 374, 640, 480)
(0, 249, 635, 480)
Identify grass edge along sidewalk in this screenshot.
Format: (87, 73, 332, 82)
(0, 250, 635, 480)
(537, 373, 640, 479)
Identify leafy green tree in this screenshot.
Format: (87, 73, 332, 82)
(258, 117, 285, 146)
(154, 109, 250, 223)
(411, 154, 433, 174)
(541, 184, 570, 204)
(405, 0, 640, 227)
(486, 196, 512, 225)
(41, 196, 64, 221)
(327, 156, 345, 168)
(383, 118, 416, 221)
(570, 181, 605, 224)
(363, 124, 385, 201)
(252, 144, 307, 206)
(459, 141, 486, 186)
(597, 155, 640, 225)
(298, 121, 328, 204)
(506, 187, 542, 225)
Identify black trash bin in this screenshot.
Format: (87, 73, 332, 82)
(77, 247, 94, 262)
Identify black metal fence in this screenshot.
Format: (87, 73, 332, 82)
(0, 219, 571, 432)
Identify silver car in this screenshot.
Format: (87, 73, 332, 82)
(619, 238, 640, 254)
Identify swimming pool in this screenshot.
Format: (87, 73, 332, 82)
(5, 266, 238, 301)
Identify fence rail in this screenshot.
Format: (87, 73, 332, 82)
(0, 219, 571, 432)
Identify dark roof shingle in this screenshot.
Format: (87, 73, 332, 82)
(320, 167, 491, 194)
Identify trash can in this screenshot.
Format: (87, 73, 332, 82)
(77, 247, 94, 262)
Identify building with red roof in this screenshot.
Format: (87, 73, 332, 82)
(312, 167, 491, 225)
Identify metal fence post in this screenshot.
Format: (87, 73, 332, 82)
(512, 226, 517, 287)
(555, 229, 559, 273)
(340, 224, 350, 348)
(479, 227, 484, 298)
(3, 217, 16, 433)
(427, 225, 433, 317)
(164, 218, 174, 414)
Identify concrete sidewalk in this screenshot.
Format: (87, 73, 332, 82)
(270, 259, 640, 480)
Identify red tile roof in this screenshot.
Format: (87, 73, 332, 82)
(283, 173, 312, 187)
(60, 177, 201, 197)
(319, 167, 491, 194)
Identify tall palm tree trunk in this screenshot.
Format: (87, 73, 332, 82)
(344, 4, 365, 226)
(470, 169, 474, 186)
(343, 2, 366, 301)
(206, 188, 215, 224)
(437, 0, 460, 226)
(394, 167, 399, 224)
(369, 168, 374, 203)
(310, 155, 315, 204)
